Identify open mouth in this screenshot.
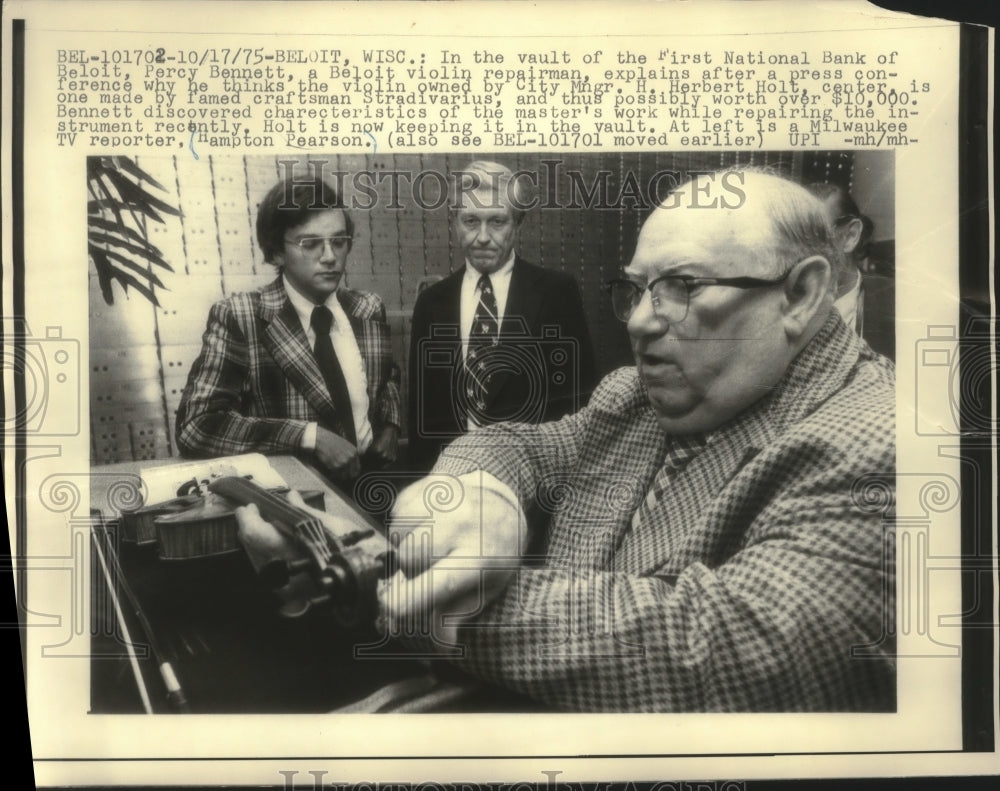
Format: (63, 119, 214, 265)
(639, 353, 677, 370)
(638, 355, 684, 385)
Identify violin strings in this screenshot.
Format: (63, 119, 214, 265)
(209, 477, 339, 570)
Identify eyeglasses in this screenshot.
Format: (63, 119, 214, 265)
(607, 271, 791, 323)
(284, 235, 352, 256)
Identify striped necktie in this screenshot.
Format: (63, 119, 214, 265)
(631, 434, 707, 531)
(464, 274, 499, 419)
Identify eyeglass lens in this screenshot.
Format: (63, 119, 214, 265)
(297, 236, 351, 254)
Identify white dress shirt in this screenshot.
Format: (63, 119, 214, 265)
(833, 270, 863, 334)
(459, 253, 516, 430)
(283, 275, 373, 453)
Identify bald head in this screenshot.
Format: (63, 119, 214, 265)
(640, 169, 843, 287)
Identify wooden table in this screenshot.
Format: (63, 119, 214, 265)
(87, 455, 457, 713)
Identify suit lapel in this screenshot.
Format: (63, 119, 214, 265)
(485, 259, 544, 409)
(258, 279, 338, 425)
(432, 269, 466, 371)
(438, 268, 465, 328)
(337, 288, 378, 404)
(337, 288, 366, 360)
(500, 258, 544, 335)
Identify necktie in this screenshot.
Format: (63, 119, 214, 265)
(464, 274, 500, 419)
(310, 305, 357, 446)
(630, 435, 706, 531)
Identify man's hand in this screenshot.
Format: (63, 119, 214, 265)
(314, 426, 361, 480)
(234, 491, 372, 617)
(367, 424, 399, 466)
(379, 473, 526, 646)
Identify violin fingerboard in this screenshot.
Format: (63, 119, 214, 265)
(209, 476, 337, 568)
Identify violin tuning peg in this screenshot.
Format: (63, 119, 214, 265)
(259, 557, 312, 589)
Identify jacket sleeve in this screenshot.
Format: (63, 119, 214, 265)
(374, 370, 402, 431)
(175, 300, 308, 457)
(432, 405, 895, 712)
(366, 295, 401, 432)
(405, 289, 437, 472)
(434, 407, 589, 514)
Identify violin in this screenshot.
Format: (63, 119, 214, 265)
(121, 476, 395, 627)
(211, 476, 396, 626)
(120, 482, 324, 554)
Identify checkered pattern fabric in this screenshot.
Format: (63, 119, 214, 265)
(434, 312, 896, 712)
(630, 434, 707, 531)
(176, 277, 400, 457)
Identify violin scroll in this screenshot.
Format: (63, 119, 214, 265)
(209, 476, 397, 627)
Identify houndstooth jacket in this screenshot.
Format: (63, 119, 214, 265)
(434, 313, 896, 712)
(176, 277, 400, 458)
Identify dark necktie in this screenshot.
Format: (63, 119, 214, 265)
(310, 305, 356, 446)
(464, 274, 500, 418)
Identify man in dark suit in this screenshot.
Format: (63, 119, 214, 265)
(406, 160, 597, 471)
(807, 182, 895, 361)
(176, 175, 400, 482)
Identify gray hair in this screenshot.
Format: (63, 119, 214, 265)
(674, 167, 844, 293)
(449, 160, 535, 223)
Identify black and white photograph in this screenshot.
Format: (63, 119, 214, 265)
(84, 150, 899, 716)
(3, 0, 995, 788)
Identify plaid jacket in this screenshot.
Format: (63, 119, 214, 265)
(435, 313, 896, 712)
(176, 277, 400, 458)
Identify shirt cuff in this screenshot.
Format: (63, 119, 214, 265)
(300, 422, 318, 451)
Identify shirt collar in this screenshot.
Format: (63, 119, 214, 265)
(282, 274, 342, 330)
(463, 251, 516, 286)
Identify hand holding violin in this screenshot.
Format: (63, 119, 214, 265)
(379, 472, 527, 646)
(226, 483, 392, 625)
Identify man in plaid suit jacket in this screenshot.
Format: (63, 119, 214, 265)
(378, 169, 896, 711)
(176, 176, 400, 480)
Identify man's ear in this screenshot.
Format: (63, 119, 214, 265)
(842, 217, 864, 254)
(781, 255, 831, 338)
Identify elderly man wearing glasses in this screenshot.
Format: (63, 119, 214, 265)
(375, 167, 896, 712)
(176, 175, 400, 482)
